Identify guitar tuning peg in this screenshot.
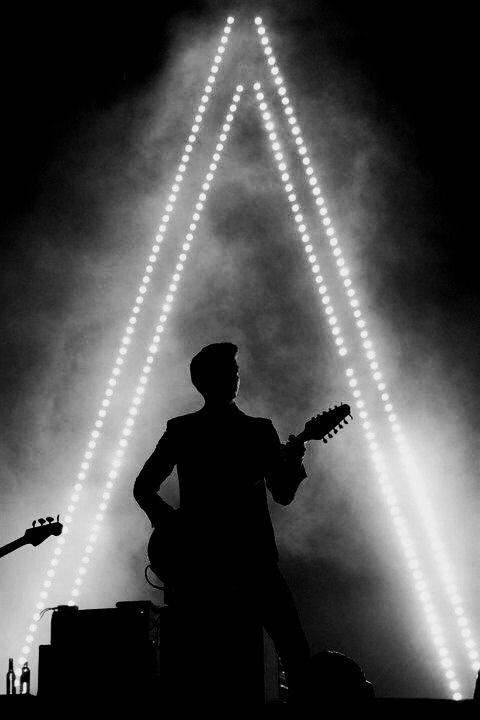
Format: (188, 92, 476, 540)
(338, 422, 343, 429)
(323, 437, 328, 444)
(38, 518, 46, 526)
(46, 516, 54, 523)
(349, 414, 353, 419)
(328, 433, 333, 439)
(32, 520, 37, 528)
(333, 428, 338, 434)
(344, 419, 348, 424)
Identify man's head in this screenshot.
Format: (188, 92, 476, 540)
(190, 343, 239, 405)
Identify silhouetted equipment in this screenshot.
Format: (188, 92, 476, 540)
(38, 602, 161, 701)
(0, 516, 62, 559)
(301, 650, 374, 707)
(38, 600, 278, 707)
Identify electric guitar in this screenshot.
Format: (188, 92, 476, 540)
(147, 404, 352, 585)
(286, 403, 352, 445)
(0, 516, 63, 559)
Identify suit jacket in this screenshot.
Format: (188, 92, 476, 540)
(134, 403, 307, 566)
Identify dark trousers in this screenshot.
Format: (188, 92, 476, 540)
(168, 561, 310, 705)
(250, 563, 310, 697)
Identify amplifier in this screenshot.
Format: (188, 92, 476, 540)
(39, 601, 161, 701)
(38, 600, 279, 707)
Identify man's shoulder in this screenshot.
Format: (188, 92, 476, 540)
(240, 413, 274, 427)
(166, 409, 274, 427)
(166, 411, 202, 428)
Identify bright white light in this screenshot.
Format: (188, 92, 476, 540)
(67, 84, 244, 604)
(255, 16, 470, 695)
(21, 16, 475, 699)
(295, 47, 474, 672)
(20, 14, 237, 660)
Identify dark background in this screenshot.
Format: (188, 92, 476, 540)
(0, 0, 478, 699)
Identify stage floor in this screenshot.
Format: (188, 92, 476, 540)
(1, 695, 479, 717)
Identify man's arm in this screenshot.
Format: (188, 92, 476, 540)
(264, 420, 307, 506)
(133, 422, 177, 527)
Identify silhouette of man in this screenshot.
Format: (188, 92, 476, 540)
(134, 342, 310, 702)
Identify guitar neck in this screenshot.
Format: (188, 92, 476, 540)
(0, 536, 28, 559)
(291, 430, 308, 445)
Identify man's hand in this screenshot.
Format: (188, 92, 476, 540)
(285, 435, 307, 461)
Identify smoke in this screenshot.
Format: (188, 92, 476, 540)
(0, 0, 478, 699)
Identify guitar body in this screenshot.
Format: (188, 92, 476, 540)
(148, 524, 180, 586)
(148, 519, 193, 587)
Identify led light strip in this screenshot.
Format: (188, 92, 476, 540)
(394, 439, 479, 671)
(254, 83, 463, 699)
(15, 16, 237, 678)
(259, 21, 478, 674)
(347, 370, 463, 698)
(65, 85, 244, 607)
(254, 15, 477, 684)
(253, 81, 348, 359)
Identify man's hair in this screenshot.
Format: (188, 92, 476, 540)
(190, 342, 238, 394)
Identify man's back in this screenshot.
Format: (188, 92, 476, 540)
(151, 403, 283, 566)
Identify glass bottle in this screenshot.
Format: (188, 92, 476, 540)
(20, 661, 30, 694)
(6, 658, 16, 695)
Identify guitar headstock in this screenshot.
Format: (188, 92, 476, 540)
(24, 515, 63, 547)
(303, 404, 352, 443)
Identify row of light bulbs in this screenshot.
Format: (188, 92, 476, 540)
(254, 82, 463, 700)
(17, 14, 474, 697)
(254, 14, 477, 696)
(16, 16, 236, 679)
(254, 15, 478, 687)
(65, 86, 244, 607)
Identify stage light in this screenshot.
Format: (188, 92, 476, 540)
(254, 17, 468, 698)
(255, 83, 348, 361)
(345, 372, 461, 695)
(17, 15, 237, 665)
(13, 15, 472, 698)
(66, 86, 244, 606)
